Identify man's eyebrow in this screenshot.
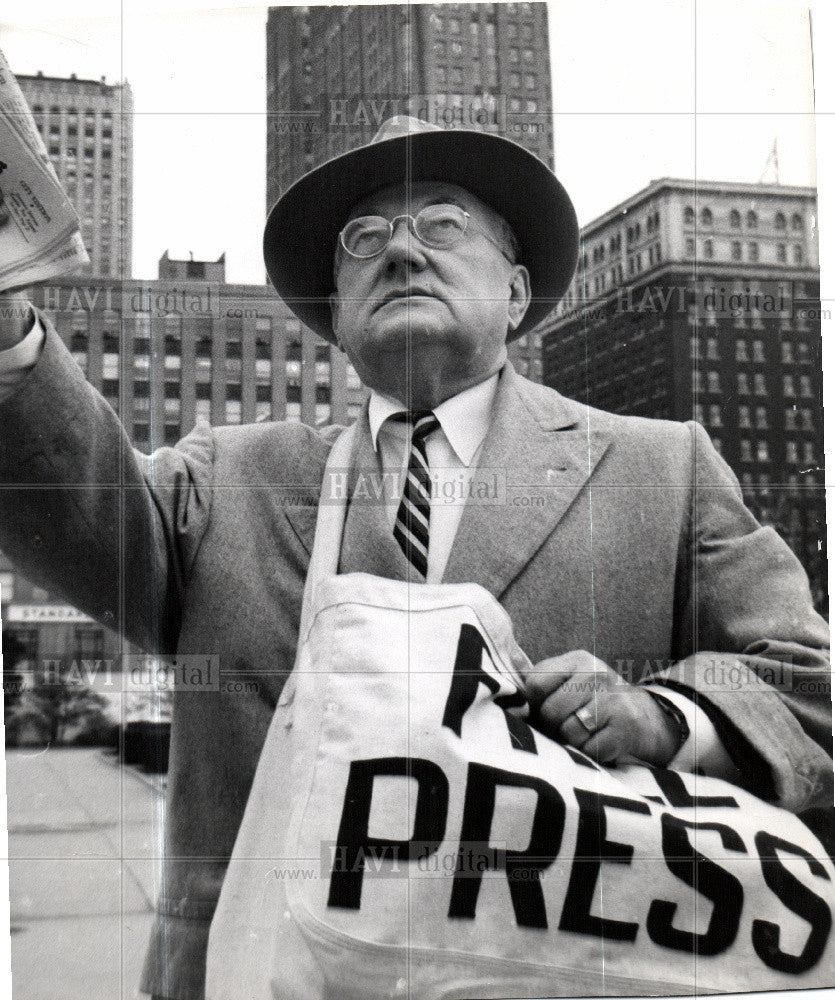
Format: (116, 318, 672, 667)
(422, 195, 468, 211)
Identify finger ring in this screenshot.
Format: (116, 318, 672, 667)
(574, 704, 597, 734)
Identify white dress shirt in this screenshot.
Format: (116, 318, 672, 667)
(0, 314, 736, 778)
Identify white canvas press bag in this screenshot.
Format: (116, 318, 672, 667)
(206, 424, 835, 999)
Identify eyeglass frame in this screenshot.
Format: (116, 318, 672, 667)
(337, 204, 517, 264)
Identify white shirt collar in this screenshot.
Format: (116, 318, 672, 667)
(368, 372, 500, 467)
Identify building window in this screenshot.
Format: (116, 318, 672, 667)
(707, 371, 721, 394)
(799, 374, 813, 397)
(685, 237, 695, 255)
(683, 206, 695, 226)
(785, 406, 797, 430)
(791, 212, 803, 231)
(737, 373, 750, 395)
(689, 336, 701, 360)
(783, 374, 795, 397)
(694, 404, 705, 425)
(735, 339, 748, 363)
(73, 626, 105, 661)
(748, 241, 759, 262)
(797, 342, 810, 364)
(746, 210, 758, 228)
(793, 244, 803, 264)
(739, 405, 752, 428)
(729, 209, 741, 228)
(706, 336, 719, 360)
(776, 243, 787, 263)
(755, 406, 768, 429)
(756, 440, 769, 462)
(708, 404, 723, 427)
(803, 441, 815, 465)
(731, 241, 741, 261)
(786, 440, 799, 464)
(700, 207, 713, 227)
(751, 340, 765, 363)
(703, 239, 713, 259)
(775, 211, 786, 230)
(740, 439, 752, 462)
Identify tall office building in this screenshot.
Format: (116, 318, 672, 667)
(17, 71, 134, 278)
(541, 178, 826, 608)
(265, 2, 554, 379)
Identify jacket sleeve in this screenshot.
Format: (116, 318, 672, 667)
(0, 310, 214, 654)
(647, 419, 832, 812)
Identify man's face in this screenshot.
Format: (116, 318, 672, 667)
(329, 181, 530, 406)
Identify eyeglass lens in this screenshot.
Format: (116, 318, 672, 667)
(340, 204, 469, 258)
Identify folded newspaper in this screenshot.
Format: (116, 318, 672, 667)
(0, 47, 89, 292)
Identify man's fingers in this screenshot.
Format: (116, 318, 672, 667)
(524, 658, 576, 710)
(525, 650, 603, 710)
(580, 722, 626, 766)
(558, 701, 602, 747)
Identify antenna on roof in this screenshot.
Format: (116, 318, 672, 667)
(758, 139, 779, 185)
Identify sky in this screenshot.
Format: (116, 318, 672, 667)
(0, 0, 830, 285)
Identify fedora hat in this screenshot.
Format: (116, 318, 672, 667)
(263, 115, 578, 344)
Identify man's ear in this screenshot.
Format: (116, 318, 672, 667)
(328, 291, 343, 350)
(506, 264, 531, 334)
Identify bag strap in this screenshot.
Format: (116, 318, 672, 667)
(299, 422, 358, 639)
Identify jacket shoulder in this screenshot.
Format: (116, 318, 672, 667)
(209, 418, 345, 485)
(514, 371, 693, 448)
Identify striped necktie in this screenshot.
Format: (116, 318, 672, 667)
(393, 411, 440, 578)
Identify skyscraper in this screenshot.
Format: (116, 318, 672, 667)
(540, 178, 826, 608)
(265, 2, 554, 380)
(266, 3, 553, 203)
(17, 71, 134, 279)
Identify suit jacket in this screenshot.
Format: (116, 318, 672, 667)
(0, 319, 831, 1000)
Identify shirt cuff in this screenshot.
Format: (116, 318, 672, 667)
(0, 310, 44, 403)
(645, 684, 741, 782)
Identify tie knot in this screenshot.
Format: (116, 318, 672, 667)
(392, 410, 439, 442)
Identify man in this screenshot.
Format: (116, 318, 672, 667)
(0, 117, 831, 999)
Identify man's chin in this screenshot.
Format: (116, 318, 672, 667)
(366, 314, 452, 349)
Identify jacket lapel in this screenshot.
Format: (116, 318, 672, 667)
(442, 364, 611, 598)
(337, 407, 413, 580)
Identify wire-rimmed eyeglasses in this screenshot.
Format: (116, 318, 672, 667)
(339, 203, 515, 262)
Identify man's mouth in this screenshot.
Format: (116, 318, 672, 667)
(375, 289, 438, 312)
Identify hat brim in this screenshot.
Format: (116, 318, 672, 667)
(264, 129, 578, 345)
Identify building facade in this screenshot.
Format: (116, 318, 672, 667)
(265, 2, 554, 379)
(16, 71, 134, 279)
(24, 255, 366, 453)
(541, 178, 826, 609)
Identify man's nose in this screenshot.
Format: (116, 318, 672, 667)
(381, 217, 427, 272)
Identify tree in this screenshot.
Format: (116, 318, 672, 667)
(5, 658, 112, 746)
